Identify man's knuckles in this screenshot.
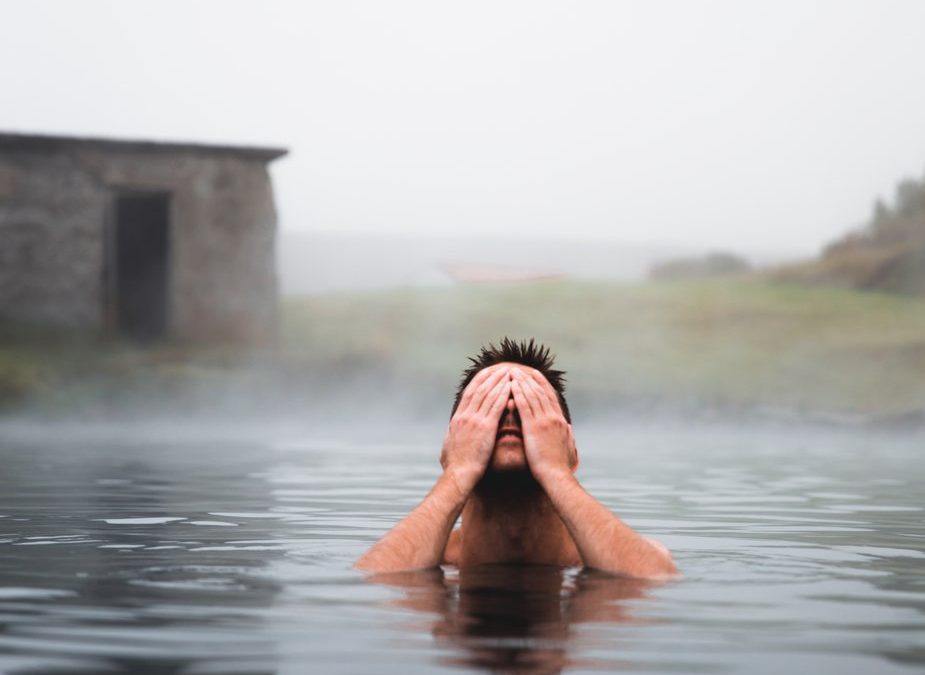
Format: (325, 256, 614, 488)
(527, 412, 566, 430)
(450, 412, 496, 434)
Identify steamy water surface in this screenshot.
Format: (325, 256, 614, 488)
(0, 421, 923, 674)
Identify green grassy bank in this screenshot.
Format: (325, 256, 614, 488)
(2, 280, 924, 419)
(282, 280, 925, 417)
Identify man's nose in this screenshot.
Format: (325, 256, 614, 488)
(502, 397, 521, 426)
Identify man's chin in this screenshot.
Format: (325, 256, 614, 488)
(478, 450, 539, 493)
(487, 443, 528, 473)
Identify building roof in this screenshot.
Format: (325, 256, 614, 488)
(440, 262, 563, 284)
(0, 131, 288, 162)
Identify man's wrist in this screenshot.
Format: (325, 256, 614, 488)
(441, 465, 480, 503)
(532, 464, 577, 492)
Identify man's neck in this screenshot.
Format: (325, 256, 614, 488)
(458, 471, 579, 567)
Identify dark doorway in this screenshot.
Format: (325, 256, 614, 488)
(112, 193, 170, 340)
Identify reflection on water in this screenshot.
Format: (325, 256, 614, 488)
(374, 565, 657, 673)
(0, 422, 923, 674)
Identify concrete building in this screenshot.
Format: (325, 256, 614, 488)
(0, 132, 287, 342)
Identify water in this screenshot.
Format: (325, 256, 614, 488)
(0, 420, 923, 674)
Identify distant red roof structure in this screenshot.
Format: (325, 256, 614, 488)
(440, 262, 563, 284)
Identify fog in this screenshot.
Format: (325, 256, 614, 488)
(4, 1, 925, 255)
(2, 1, 924, 432)
(3, 8, 925, 672)
(277, 233, 707, 294)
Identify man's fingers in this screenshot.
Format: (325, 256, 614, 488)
(524, 368, 563, 414)
(525, 377, 552, 416)
(470, 367, 508, 411)
(523, 367, 549, 389)
(514, 368, 550, 416)
(484, 378, 511, 419)
(458, 364, 497, 408)
(510, 378, 531, 419)
(459, 368, 493, 410)
(511, 376, 543, 423)
(477, 374, 508, 414)
(458, 365, 499, 408)
(463, 366, 509, 413)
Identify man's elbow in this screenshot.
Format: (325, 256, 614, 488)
(635, 538, 678, 578)
(651, 554, 679, 579)
(354, 553, 437, 575)
(587, 539, 679, 580)
(353, 556, 375, 573)
(354, 547, 389, 573)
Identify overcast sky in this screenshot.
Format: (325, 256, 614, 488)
(3, 0, 925, 255)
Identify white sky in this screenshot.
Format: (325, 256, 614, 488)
(3, 0, 925, 255)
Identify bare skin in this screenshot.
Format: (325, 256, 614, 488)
(354, 363, 677, 578)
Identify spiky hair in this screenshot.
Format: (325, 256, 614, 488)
(450, 337, 571, 422)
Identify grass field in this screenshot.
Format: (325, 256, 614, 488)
(282, 279, 925, 417)
(2, 280, 924, 419)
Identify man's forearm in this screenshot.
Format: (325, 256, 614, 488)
(540, 471, 677, 578)
(354, 473, 468, 573)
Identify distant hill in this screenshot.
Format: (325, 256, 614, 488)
(649, 252, 751, 281)
(772, 170, 925, 295)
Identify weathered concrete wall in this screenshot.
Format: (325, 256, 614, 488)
(0, 150, 105, 327)
(0, 140, 280, 343)
(79, 148, 280, 342)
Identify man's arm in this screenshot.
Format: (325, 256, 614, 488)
(353, 473, 469, 573)
(511, 368, 677, 579)
(355, 366, 511, 573)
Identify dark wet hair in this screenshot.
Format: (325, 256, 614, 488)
(450, 337, 571, 422)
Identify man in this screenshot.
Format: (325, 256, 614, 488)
(355, 338, 676, 578)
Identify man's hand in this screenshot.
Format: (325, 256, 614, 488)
(510, 367, 573, 485)
(511, 367, 677, 578)
(355, 365, 509, 574)
(440, 364, 511, 497)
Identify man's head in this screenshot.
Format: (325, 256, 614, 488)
(451, 337, 571, 422)
(451, 338, 573, 473)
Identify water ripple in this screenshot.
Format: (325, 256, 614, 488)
(0, 425, 922, 673)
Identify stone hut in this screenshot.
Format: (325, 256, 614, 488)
(0, 132, 287, 343)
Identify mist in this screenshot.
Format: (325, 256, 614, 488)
(2, 4, 925, 672)
(3, 1, 925, 255)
